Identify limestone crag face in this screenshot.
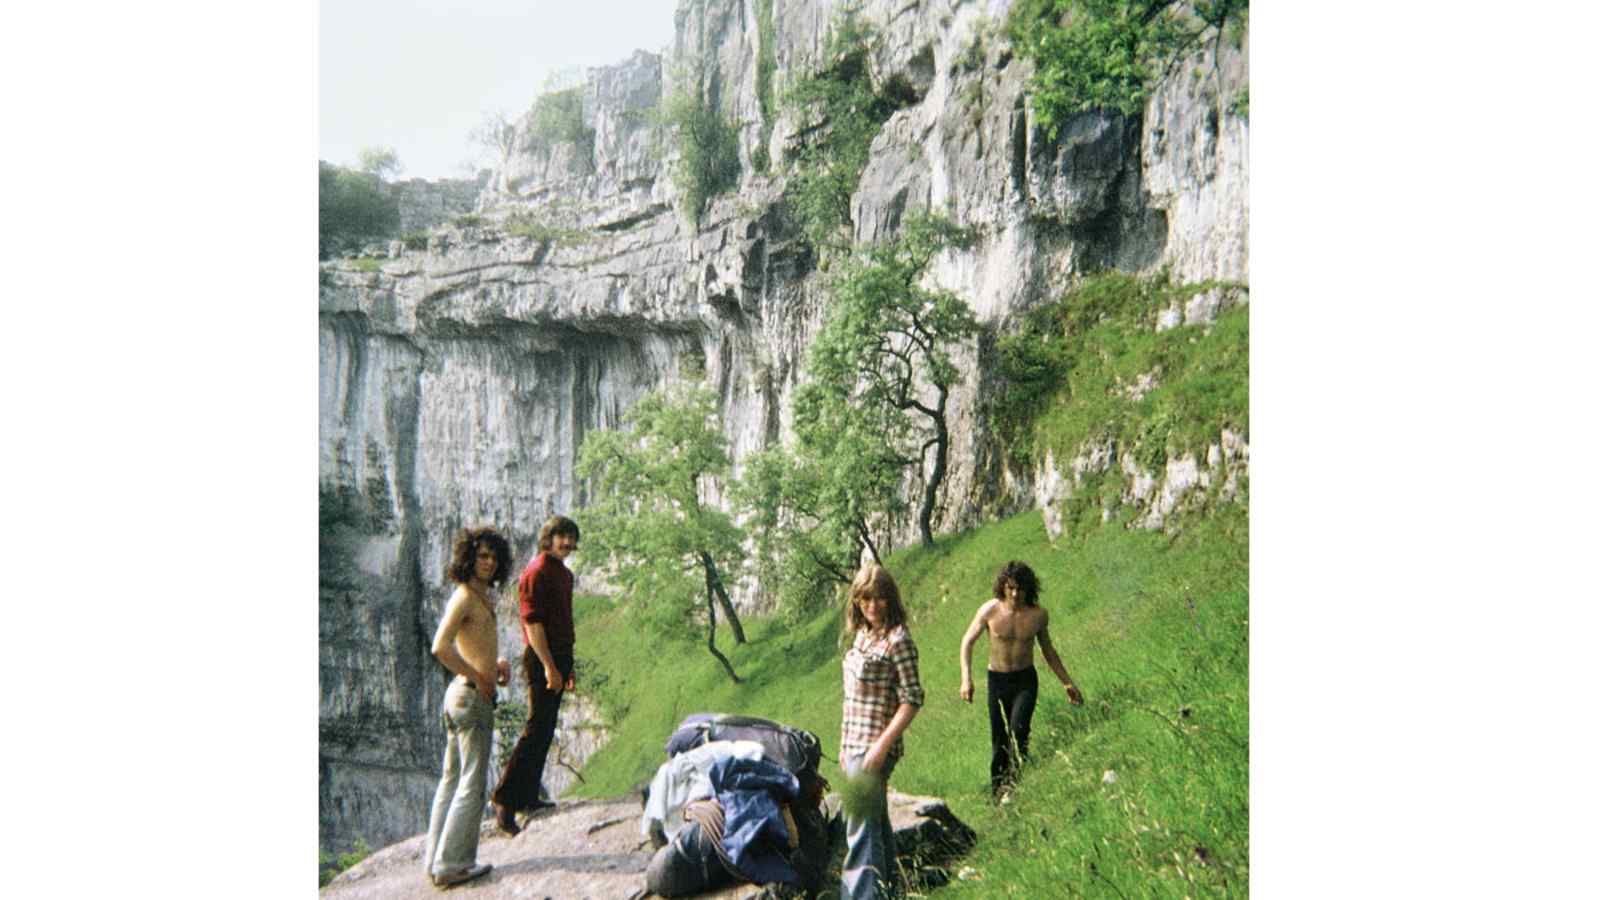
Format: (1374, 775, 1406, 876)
(320, 0, 1249, 854)
(393, 174, 486, 236)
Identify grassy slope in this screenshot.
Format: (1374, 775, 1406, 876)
(570, 503, 1247, 897)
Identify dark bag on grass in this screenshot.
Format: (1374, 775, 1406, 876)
(664, 713, 822, 778)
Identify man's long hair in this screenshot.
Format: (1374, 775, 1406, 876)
(994, 560, 1040, 607)
(448, 526, 511, 587)
(537, 514, 581, 552)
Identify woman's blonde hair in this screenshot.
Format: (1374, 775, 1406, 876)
(843, 563, 908, 633)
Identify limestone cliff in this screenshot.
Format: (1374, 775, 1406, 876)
(319, 0, 1248, 855)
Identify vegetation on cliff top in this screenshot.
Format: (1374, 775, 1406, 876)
(1009, 0, 1250, 135)
(991, 270, 1249, 471)
(318, 161, 399, 260)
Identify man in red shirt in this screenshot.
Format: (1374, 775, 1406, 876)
(490, 514, 580, 835)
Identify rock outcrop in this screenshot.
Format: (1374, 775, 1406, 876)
(394, 174, 487, 236)
(323, 790, 971, 899)
(319, 0, 1248, 855)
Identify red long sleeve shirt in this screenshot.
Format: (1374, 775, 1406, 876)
(518, 551, 575, 655)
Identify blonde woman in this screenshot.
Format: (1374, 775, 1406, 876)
(838, 564, 924, 899)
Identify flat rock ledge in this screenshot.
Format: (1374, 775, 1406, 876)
(323, 790, 973, 900)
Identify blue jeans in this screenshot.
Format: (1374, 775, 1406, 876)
(840, 752, 899, 900)
(424, 678, 494, 878)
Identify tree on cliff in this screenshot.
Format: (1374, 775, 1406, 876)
(470, 109, 518, 167)
(318, 161, 400, 259)
(357, 145, 403, 179)
(734, 214, 978, 613)
(802, 213, 981, 549)
(575, 386, 748, 683)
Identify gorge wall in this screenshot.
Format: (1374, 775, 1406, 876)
(319, 0, 1248, 855)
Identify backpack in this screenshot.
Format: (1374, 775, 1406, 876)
(664, 713, 823, 782)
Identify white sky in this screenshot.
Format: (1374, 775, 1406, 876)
(320, 0, 679, 179)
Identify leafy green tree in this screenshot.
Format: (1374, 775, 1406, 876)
(802, 213, 981, 548)
(1008, 0, 1248, 135)
(357, 145, 402, 179)
(575, 386, 748, 683)
(734, 414, 908, 617)
(318, 161, 400, 259)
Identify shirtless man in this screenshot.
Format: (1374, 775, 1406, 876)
(423, 527, 513, 889)
(958, 560, 1083, 796)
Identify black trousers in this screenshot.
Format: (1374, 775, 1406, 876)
(491, 646, 572, 811)
(987, 666, 1039, 793)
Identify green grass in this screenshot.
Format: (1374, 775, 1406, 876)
(569, 503, 1248, 896)
(501, 211, 588, 246)
(992, 271, 1249, 477)
(318, 838, 370, 887)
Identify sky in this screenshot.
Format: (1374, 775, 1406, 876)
(320, 0, 679, 179)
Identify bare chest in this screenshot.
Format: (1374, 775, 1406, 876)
(989, 606, 1043, 642)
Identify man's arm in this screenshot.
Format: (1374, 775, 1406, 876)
(433, 587, 496, 701)
(1037, 615, 1083, 705)
(521, 561, 565, 692)
(524, 621, 563, 691)
(957, 600, 994, 703)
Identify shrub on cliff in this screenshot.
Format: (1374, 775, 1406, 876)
(1009, 0, 1249, 135)
(661, 61, 741, 225)
(780, 9, 893, 254)
(318, 161, 399, 259)
(526, 86, 592, 155)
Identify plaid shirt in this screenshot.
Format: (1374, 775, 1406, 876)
(840, 625, 924, 761)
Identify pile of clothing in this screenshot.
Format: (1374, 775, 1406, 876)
(641, 714, 830, 897)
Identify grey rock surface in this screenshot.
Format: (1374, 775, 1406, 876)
(396, 175, 487, 235)
(320, 0, 1249, 854)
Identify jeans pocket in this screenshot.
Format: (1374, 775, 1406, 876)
(445, 684, 477, 726)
